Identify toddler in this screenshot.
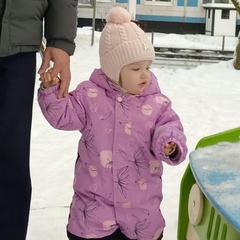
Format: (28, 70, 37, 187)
(38, 6, 188, 240)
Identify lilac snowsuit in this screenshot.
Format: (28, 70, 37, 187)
(38, 69, 188, 240)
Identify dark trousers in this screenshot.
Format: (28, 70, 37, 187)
(67, 228, 164, 240)
(0, 52, 36, 240)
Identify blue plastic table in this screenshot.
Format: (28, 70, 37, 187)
(189, 141, 240, 232)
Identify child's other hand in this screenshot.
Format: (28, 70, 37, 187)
(164, 141, 176, 156)
(39, 68, 60, 89)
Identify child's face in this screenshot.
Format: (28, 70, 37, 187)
(119, 60, 151, 94)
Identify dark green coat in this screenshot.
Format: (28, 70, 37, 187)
(0, 0, 77, 57)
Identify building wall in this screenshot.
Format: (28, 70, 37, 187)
(214, 9, 236, 36)
(77, 0, 240, 36)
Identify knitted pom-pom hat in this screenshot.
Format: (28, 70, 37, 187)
(99, 6, 155, 83)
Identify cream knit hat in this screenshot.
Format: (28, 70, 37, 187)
(99, 6, 155, 83)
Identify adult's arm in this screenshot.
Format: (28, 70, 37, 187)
(39, 0, 78, 98)
(45, 0, 78, 55)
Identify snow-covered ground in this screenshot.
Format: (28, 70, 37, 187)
(27, 28, 240, 239)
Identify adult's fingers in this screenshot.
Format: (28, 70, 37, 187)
(56, 67, 71, 98)
(38, 49, 51, 74)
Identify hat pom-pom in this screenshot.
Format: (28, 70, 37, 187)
(106, 6, 131, 24)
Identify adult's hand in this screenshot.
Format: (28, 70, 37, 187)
(38, 47, 71, 98)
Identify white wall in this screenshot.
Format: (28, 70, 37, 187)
(205, 9, 212, 36)
(214, 9, 236, 36)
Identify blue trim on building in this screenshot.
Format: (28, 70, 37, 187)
(187, 0, 198, 7)
(116, 0, 128, 3)
(136, 14, 205, 23)
(237, 19, 240, 26)
(177, 0, 184, 6)
(116, 0, 141, 3)
(185, 17, 205, 23)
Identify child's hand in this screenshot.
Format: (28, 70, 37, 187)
(39, 68, 60, 89)
(164, 141, 176, 156)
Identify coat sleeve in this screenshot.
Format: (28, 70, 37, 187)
(44, 0, 78, 55)
(38, 83, 87, 131)
(151, 94, 188, 165)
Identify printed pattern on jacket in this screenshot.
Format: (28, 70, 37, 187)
(38, 69, 188, 240)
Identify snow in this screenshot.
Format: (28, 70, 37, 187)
(27, 28, 240, 239)
(190, 141, 240, 231)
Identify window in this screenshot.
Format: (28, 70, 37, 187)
(203, 0, 212, 4)
(78, 0, 93, 6)
(215, 0, 229, 3)
(208, 9, 211, 18)
(145, 0, 172, 5)
(221, 9, 230, 19)
(203, 0, 230, 3)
